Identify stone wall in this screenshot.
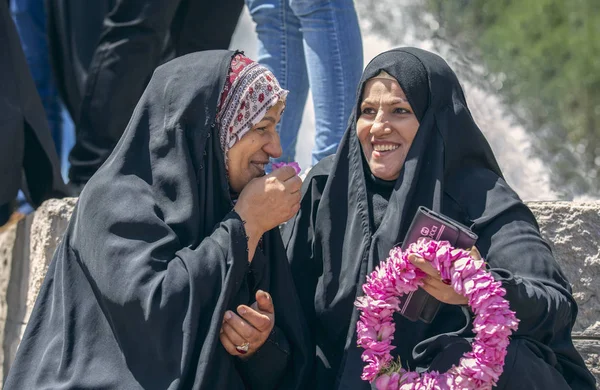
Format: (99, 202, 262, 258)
(528, 201, 600, 386)
(0, 199, 598, 387)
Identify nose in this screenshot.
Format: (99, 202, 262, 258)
(264, 131, 283, 159)
(370, 110, 390, 136)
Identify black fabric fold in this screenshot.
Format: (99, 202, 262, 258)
(6, 50, 310, 389)
(282, 47, 595, 389)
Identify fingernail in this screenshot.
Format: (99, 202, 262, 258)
(225, 311, 232, 320)
(239, 307, 247, 315)
(262, 291, 270, 300)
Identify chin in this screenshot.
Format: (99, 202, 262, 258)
(239, 177, 253, 191)
(229, 176, 249, 193)
(373, 172, 398, 181)
(369, 163, 400, 181)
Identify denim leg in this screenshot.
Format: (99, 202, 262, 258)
(10, 0, 63, 158)
(11, 0, 62, 214)
(290, 0, 363, 165)
(246, 0, 309, 163)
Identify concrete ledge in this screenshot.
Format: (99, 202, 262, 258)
(0, 199, 598, 386)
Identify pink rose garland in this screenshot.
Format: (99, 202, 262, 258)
(355, 239, 519, 390)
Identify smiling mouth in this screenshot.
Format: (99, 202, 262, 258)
(251, 162, 268, 175)
(372, 144, 400, 153)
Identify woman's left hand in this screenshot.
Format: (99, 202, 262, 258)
(220, 290, 275, 358)
(408, 246, 482, 306)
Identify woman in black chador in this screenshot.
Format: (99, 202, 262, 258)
(283, 48, 596, 389)
(5, 51, 311, 389)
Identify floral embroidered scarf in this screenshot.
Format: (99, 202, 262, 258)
(217, 53, 288, 157)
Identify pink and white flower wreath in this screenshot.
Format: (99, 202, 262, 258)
(355, 239, 520, 390)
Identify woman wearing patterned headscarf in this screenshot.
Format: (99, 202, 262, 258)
(5, 51, 311, 389)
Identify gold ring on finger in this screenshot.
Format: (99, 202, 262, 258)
(235, 341, 250, 355)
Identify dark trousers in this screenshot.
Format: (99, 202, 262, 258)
(66, 0, 244, 185)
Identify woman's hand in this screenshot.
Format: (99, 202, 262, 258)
(408, 246, 483, 306)
(220, 290, 275, 358)
(234, 166, 301, 241)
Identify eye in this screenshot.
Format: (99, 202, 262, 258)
(393, 107, 411, 115)
(361, 107, 376, 115)
(254, 126, 267, 134)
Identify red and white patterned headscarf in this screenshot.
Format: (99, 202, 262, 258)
(217, 53, 288, 157)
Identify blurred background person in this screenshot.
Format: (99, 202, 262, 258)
(9, 0, 72, 219)
(10, 0, 64, 161)
(246, 0, 363, 168)
(0, 0, 66, 229)
(45, 0, 245, 194)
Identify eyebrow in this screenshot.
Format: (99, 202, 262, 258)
(260, 116, 277, 124)
(361, 97, 408, 105)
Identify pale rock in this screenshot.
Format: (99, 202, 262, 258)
(25, 198, 77, 324)
(0, 220, 17, 382)
(528, 202, 600, 337)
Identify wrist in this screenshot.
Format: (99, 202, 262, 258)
(233, 208, 263, 243)
(242, 220, 263, 243)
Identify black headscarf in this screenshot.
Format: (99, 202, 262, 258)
(283, 48, 595, 389)
(0, 1, 66, 215)
(5, 50, 310, 389)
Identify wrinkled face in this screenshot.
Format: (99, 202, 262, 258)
(357, 76, 420, 181)
(227, 101, 284, 193)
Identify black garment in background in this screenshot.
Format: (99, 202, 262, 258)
(0, 0, 66, 224)
(282, 48, 596, 389)
(46, 0, 244, 186)
(5, 50, 311, 389)
(46, 0, 117, 120)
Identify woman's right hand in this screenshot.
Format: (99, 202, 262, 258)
(234, 166, 302, 240)
(408, 246, 483, 306)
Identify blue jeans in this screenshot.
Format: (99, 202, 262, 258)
(10, 0, 63, 156)
(11, 0, 72, 213)
(246, 0, 363, 165)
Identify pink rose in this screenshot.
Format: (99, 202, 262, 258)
(272, 161, 301, 175)
(375, 374, 391, 389)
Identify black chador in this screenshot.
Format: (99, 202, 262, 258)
(283, 48, 596, 389)
(5, 50, 311, 389)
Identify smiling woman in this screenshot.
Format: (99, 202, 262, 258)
(227, 101, 285, 193)
(4, 51, 310, 390)
(282, 47, 596, 389)
(357, 71, 419, 181)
